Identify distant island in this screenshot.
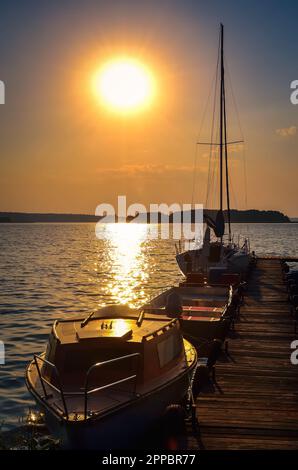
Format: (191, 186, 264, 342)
(0, 209, 291, 223)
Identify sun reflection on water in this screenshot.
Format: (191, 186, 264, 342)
(97, 223, 150, 308)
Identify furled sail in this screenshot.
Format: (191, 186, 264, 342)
(204, 210, 225, 238)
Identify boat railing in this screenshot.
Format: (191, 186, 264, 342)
(84, 353, 140, 419)
(52, 320, 59, 342)
(142, 318, 178, 341)
(33, 354, 70, 419)
(33, 352, 140, 421)
(175, 233, 251, 256)
(227, 285, 233, 306)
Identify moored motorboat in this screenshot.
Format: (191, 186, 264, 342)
(143, 283, 240, 351)
(26, 306, 197, 449)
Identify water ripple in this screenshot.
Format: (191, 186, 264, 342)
(0, 222, 297, 429)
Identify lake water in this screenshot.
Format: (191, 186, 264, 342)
(0, 222, 297, 429)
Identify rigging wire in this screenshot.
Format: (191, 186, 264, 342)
(191, 144, 199, 207)
(191, 33, 221, 208)
(192, 26, 248, 244)
(210, 125, 219, 210)
(226, 60, 248, 210)
(205, 34, 221, 209)
(225, 58, 250, 241)
(230, 176, 238, 212)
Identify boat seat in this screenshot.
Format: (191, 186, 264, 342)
(183, 306, 223, 313)
(182, 306, 224, 318)
(185, 273, 205, 285)
(181, 315, 219, 322)
(214, 273, 241, 286)
(208, 245, 222, 262)
(181, 296, 226, 307)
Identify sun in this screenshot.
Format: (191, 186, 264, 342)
(92, 57, 155, 113)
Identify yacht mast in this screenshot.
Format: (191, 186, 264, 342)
(219, 23, 232, 242)
(219, 24, 224, 214)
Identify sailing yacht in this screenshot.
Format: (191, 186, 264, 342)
(176, 24, 251, 279)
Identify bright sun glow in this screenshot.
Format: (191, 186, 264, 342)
(92, 58, 155, 113)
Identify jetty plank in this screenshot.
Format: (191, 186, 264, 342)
(189, 258, 298, 450)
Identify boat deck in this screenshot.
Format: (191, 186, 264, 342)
(188, 257, 298, 450)
(55, 315, 173, 344)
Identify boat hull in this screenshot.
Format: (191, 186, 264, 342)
(176, 249, 251, 277)
(180, 317, 230, 345)
(145, 286, 232, 353)
(227, 251, 251, 273)
(26, 354, 196, 450)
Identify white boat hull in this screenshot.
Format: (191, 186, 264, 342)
(176, 248, 251, 277)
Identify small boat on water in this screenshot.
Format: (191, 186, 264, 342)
(176, 24, 252, 278)
(176, 231, 252, 279)
(144, 282, 240, 352)
(26, 306, 197, 449)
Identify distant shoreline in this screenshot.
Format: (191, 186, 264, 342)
(0, 209, 293, 224)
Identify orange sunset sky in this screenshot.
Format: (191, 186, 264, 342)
(0, 1, 297, 216)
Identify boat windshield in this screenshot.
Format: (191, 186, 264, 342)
(80, 307, 141, 328)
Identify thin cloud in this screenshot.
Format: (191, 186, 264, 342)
(275, 126, 297, 137)
(202, 142, 244, 160)
(96, 164, 197, 177)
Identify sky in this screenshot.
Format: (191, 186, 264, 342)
(0, 0, 297, 216)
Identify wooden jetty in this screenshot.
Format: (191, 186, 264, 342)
(2, 257, 298, 451)
(189, 257, 298, 450)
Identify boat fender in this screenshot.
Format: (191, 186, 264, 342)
(183, 252, 193, 273)
(282, 262, 289, 273)
(192, 365, 208, 397)
(162, 404, 186, 439)
(291, 295, 298, 308)
(231, 293, 241, 314)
